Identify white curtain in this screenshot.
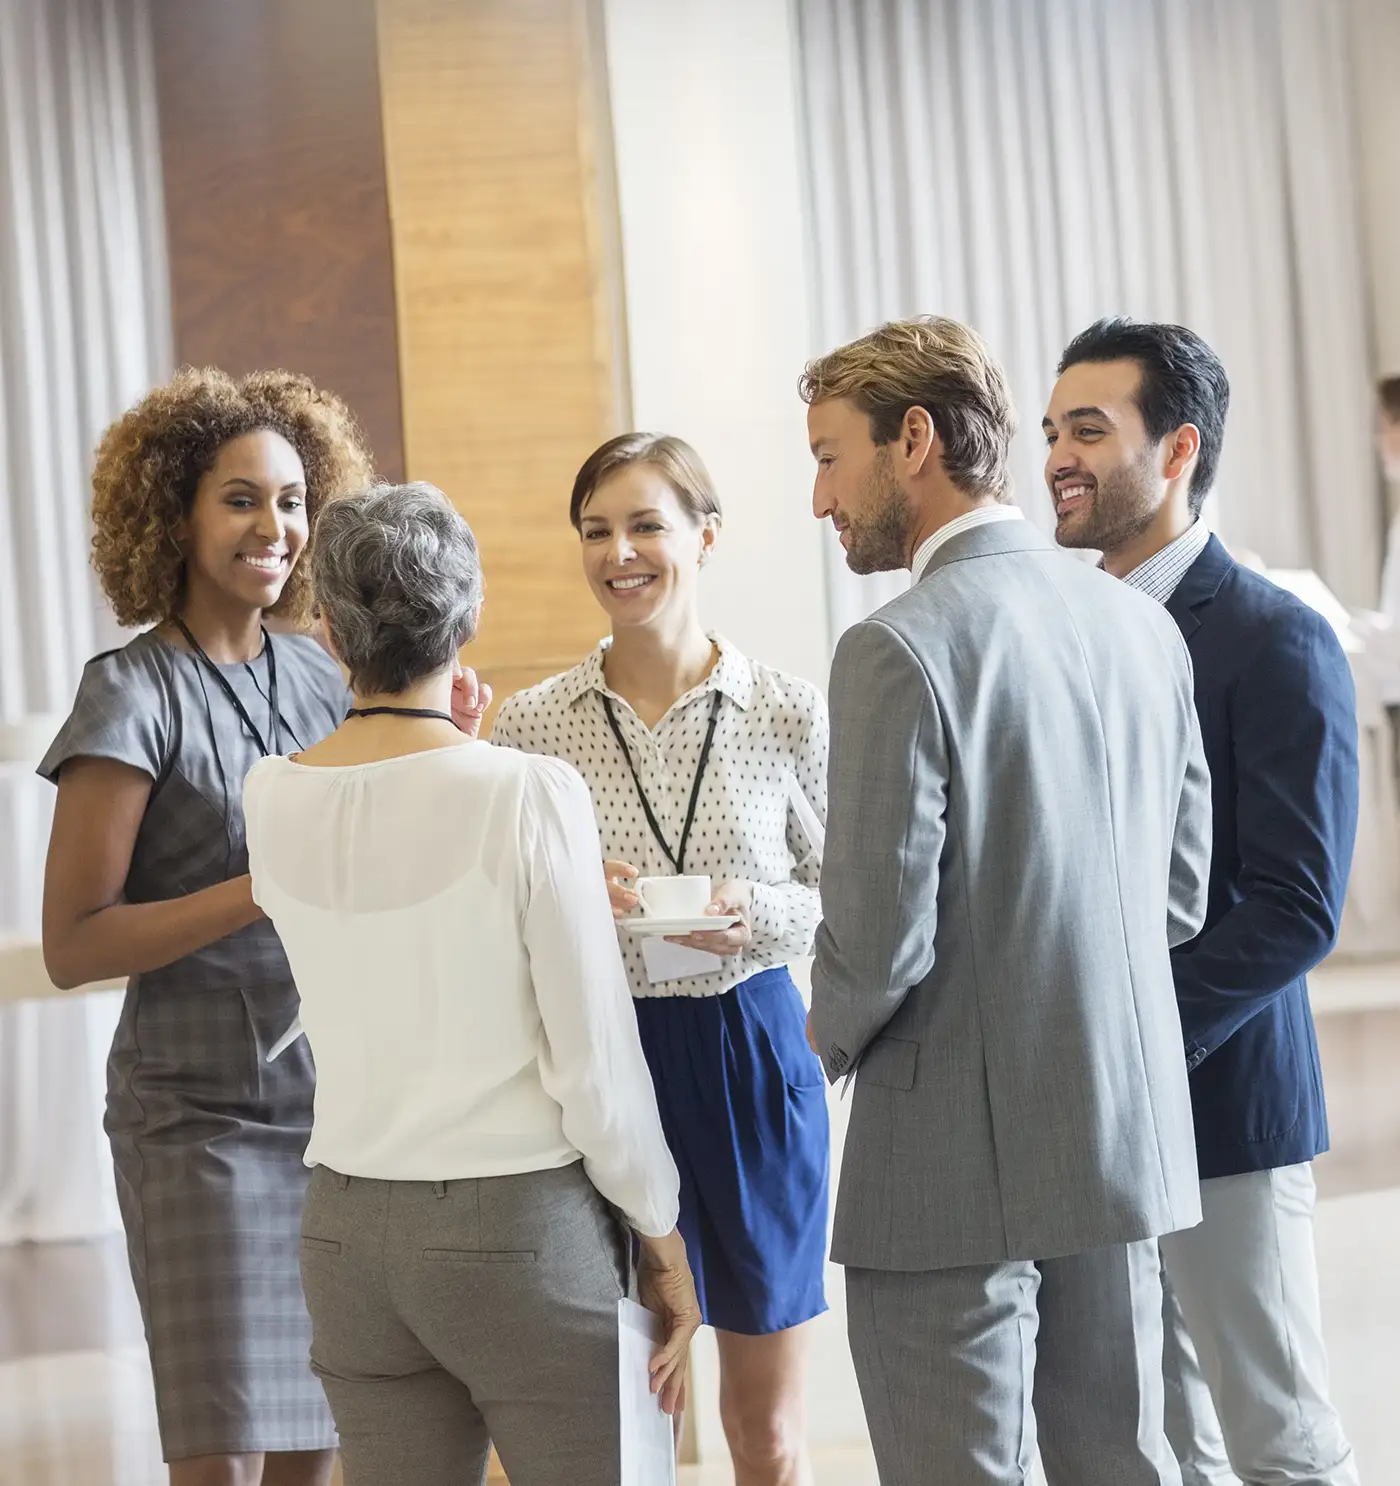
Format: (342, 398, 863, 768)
(0, 0, 171, 1243)
(794, 0, 1383, 639)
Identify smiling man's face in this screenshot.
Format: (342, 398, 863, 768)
(1042, 358, 1166, 555)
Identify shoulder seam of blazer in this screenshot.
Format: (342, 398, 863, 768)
(842, 613, 941, 691)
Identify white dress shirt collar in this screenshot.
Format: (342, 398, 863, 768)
(1118, 521, 1212, 606)
(911, 505, 1025, 584)
(560, 632, 755, 712)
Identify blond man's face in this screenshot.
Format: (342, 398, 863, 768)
(807, 397, 915, 574)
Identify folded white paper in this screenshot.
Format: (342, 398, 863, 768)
(265, 1014, 304, 1063)
(787, 772, 826, 856)
(618, 1298, 676, 1486)
(640, 935, 723, 985)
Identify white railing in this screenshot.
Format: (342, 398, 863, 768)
(0, 934, 124, 1005)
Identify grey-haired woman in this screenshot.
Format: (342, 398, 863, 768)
(243, 482, 699, 1486)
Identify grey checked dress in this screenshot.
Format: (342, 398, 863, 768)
(39, 628, 347, 1461)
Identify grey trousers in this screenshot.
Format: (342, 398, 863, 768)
(1161, 1164, 1360, 1485)
(299, 1160, 631, 1486)
(847, 1238, 1181, 1486)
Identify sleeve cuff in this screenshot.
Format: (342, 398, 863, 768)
(747, 881, 820, 959)
(627, 1202, 681, 1240)
(746, 882, 784, 953)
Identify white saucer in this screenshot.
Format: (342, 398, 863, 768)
(620, 915, 740, 938)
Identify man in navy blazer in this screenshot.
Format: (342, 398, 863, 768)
(1045, 319, 1361, 1486)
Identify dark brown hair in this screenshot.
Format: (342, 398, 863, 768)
(1380, 375, 1400, 424)
(1059, 318, 1230, 519)
(91, 367, 374, 627)
(569, 432, 722, 529)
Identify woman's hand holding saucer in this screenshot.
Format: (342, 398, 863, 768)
(666, 879, 753, 956)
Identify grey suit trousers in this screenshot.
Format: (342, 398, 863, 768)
(299, 1160, 632, 1486)
(847, 1239, 1182, 1486)
(1160, 1165, 1359, 1485)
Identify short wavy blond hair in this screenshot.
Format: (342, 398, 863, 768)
(799, 316, 1017, 501)
(91, 367, 374, 627)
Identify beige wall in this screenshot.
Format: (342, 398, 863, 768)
(377, 0, 627, 715)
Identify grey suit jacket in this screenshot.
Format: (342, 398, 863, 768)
(812, 519, 1211, 1271)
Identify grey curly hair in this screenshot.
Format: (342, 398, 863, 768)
(311, 482, 482, 696)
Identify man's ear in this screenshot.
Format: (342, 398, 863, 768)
(899, 405, 941, 478)
(1163, 423, 1202, 483)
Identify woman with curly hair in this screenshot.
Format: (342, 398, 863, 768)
(39, 368, 375, 1486)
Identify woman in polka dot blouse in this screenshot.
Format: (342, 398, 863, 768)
(491, 433, 830, 1485)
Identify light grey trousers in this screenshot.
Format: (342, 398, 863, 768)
(847, 1238, 1181, 1486)
(1160, 1164, 1360, 1486)
(299, 1159, 631, 1486)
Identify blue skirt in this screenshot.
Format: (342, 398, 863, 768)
(633, 967, 830, 1336)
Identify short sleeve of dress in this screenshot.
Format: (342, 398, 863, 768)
(37, 641, 173, 785)
(271, 633, 350, 749)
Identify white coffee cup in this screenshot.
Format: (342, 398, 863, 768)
(635, 875, 712, 919)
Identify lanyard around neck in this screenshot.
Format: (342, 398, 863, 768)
(601, 688, 722, 876)
(176, 618, 283, 757)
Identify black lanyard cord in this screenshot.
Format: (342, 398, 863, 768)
(601, 688, 722, 876)
(175, 619, 283, 757)
(188, 655, 235, 878)
(241, 649, 306, 751)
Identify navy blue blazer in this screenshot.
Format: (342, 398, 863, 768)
(1166, 535, 1359, 1179)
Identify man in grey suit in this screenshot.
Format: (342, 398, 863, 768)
(800, 316, 1213, 1485)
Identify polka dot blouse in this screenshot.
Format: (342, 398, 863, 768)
(490, 634, 828, 999)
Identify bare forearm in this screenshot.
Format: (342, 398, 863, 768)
(45, 877, 262, 989)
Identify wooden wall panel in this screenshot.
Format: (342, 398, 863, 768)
(376, 0, 623, 699)
(152, 0, 405, 480)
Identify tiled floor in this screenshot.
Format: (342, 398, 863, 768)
(3, 1183, 1398, 1484)
(3, 968, 1396, 1484)
(679, 1450, 877, 1484)
(0, 1341, 878, 1486)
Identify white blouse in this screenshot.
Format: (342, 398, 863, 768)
(490, 635, 828, 999)
(243, 741, 680, 1237)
